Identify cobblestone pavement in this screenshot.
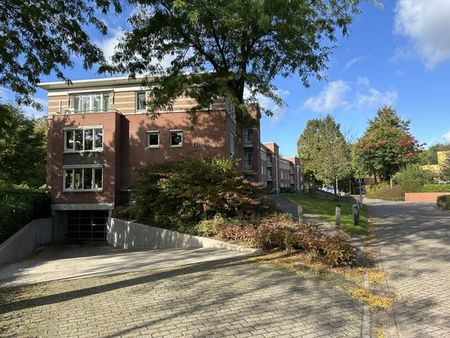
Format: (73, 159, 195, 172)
(0, 253, 363, 337)
(367, 199, 450, 337)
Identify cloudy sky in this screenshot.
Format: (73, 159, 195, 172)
(9, 0, 450, 156)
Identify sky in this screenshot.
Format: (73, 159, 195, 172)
(5, 0, 450, 157)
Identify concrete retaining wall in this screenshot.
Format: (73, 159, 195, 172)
(0, 218, 52, 265)
(404, 192, 450, 202)
(107, 218, 256, 252)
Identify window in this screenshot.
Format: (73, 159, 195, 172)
(147, 131, 160, 148)
(137, 92, 147, 111)
(170, 130, 183, 147)
(64, 167, 103, 191)
(64, 127, 103, 152)
(72, 93, 109, 113)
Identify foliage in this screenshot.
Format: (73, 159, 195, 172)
(131, 158, 277, 231)
(102, 0, 360, 144)
(395, 165, 434, 192)
(365, 183, 405, 201)
(197, 214, 356, 266)
(0, 104, 47, 187)
(297, 115, 352, 194)
(354, 106, 420, 182)
(0, 186, 50, 244)
(440, 155, 450, 181)
(0, 0, 121, 107)
(418, 143, 450, 165)
(421, 184, 450, 193)
(283, 193, 368, 235)
(437, 195, 450, 210)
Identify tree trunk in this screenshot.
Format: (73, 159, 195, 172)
(374, 173, 377, 184)
(334, 177, 338, 195)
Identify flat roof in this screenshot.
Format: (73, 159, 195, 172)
(38, 76, 148, 91)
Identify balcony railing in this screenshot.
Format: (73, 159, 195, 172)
(243, 160, 253, 171)
(62, 108, 112, 114)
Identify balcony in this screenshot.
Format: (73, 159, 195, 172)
(243, 160, 253, 172)
(243, 129, 254, 147)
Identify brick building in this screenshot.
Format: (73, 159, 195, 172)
(40, 76, 302, 241)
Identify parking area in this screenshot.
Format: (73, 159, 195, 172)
(0, 244, 363, 337)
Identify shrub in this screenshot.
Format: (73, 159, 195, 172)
(0, 187, 50, 243)
(131, 158, 278, 231)
(437, 195, 450, 210)
(421, 184, 450, 192)
(366, 183, 405, 201)
(395, 165, 434, 192)
(197, 213, 356, 267)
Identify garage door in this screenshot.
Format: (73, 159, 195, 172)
(68, 210, 108, 241)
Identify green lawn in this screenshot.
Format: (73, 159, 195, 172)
(282, 193, 368, 235)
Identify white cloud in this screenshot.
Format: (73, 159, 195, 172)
(394, 0, 450, 69)
(355, 88, 398, 108)
(244, 88, 290, 123)
(344, 56, 364, 69)
(303, 80, 350, 113)
(443, 129, 450, 143)
(302, 77, 398, 113)
(94, 28, 124, 61)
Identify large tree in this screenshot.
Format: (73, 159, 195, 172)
(103, 0, 360, 148)
(0, 0, 121, 108)
(354, 106, 420, 183)
(297, 115, 351, 194)
(0, 105, 47, 187)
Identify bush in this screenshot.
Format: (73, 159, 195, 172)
(421, 184, 450, 192)
(395, 165, 434, 192)
(437, 195, 450, 210)
(0, 187, 50, 244)
(197, 213, 356, 267)
(130, 158, 278, 231)
(366, 183, 405, 201)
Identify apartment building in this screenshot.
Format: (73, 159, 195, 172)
(40, 77, 237, 241)
(40, 76, 302, 241)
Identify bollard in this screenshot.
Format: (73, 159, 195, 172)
(352, 203, 360, 226)
(335, 204, 341, 227)
(298, 205, 304, 224)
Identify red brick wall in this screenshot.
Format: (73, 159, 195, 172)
(404, 192, 450, 202)
(47, 112, 121, 204)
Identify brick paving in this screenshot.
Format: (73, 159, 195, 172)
(367, 200, 450, 337)
(0, 255, 362, 337)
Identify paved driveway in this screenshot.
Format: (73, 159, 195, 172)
(367, 199, 450, 337)
(0, 244, 363, 337)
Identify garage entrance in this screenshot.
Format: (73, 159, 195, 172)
(67, 210, 109, 241)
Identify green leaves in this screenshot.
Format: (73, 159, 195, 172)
(103, 0, 360, 119)
(0, 0, 121, 107)
(354, 106, 420, 181)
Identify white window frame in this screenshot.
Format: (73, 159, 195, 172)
(64, 126, 103, 153)
(136, 91, 147, 112)
(146, 130, 160, 148)
(71, 93, 110, 113)
(169, 129, 183, 148)
(63, 165, 103, 192)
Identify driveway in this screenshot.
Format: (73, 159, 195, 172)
(367, 199, 450, 337)
(0, 244, 363, 337)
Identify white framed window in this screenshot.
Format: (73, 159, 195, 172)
(64, 127, 103, 152)
(137, 92, 147, 111)
(63, 166, 103, 192)
(147, 131, 160, 148)
(169, 130, 183, 147)
(72, 93, 109, 113)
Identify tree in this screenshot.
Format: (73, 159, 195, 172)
(102, 0, 360, 151)
(0, 104, 47, 187)
(297, 115, 351, 195)
(354, 106, 420, 183)
(0, 0, 121, 108)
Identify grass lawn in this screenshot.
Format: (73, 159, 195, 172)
(282, 193, 368, 235)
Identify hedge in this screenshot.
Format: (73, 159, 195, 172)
(421, 184, 450, 193)
(0, 187, 51, 244)
(437, 195, 450, 210)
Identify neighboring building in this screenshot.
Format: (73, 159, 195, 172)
(40, 76, 302, 241)
(421, 150, 450, 175)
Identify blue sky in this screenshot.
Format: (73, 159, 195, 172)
(6, 0, 450, 157)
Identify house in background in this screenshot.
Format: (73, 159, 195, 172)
(40, 76, 302, 242)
